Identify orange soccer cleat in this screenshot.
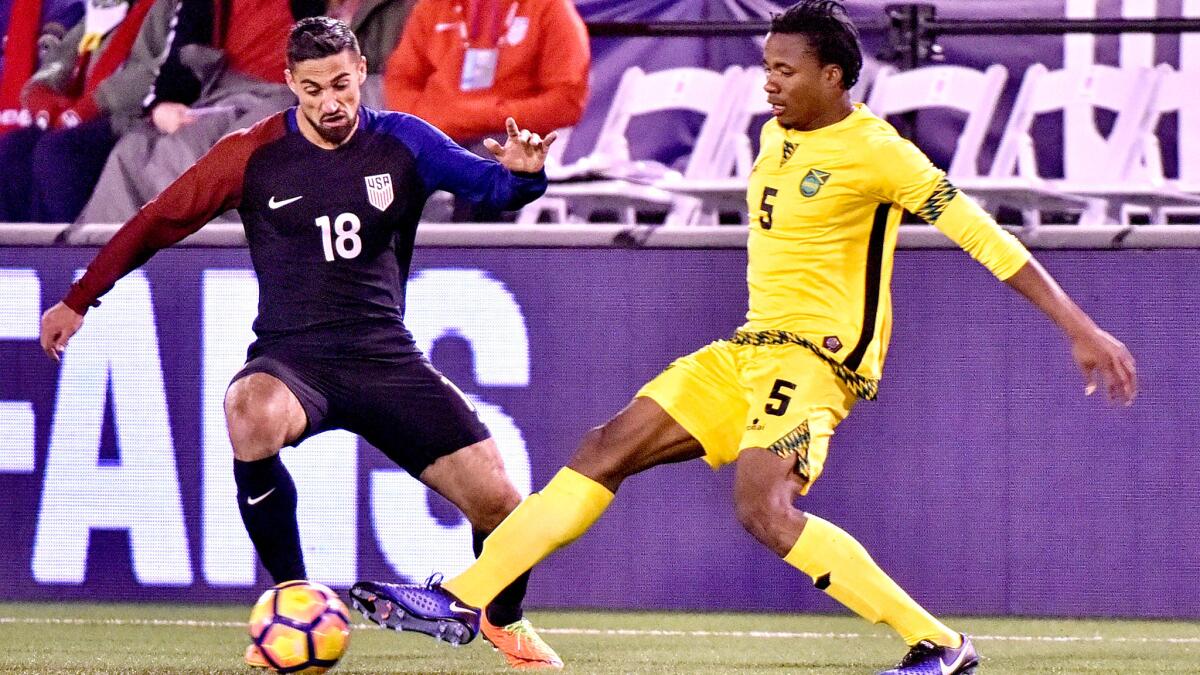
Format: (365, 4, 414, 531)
(480, 614, 564, 670)
(244, 643, 269, 669)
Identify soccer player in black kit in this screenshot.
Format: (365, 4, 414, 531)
(40, 17, 565, 671)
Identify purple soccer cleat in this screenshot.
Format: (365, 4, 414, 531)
(349, 575, 480, 646)
(878, 634, 979, 674)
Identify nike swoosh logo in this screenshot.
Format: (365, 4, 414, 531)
(434, 21, 461, 31)
(448, 601, 476, 616)
(940, 648, 969, 675)
(247, 488, 276, 505)
(268, 195, 302, 209)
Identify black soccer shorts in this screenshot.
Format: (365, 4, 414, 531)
(230, 350, 491, 476)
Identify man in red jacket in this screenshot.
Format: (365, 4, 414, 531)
(76, 0, 321, 224)
(0, 0, 156, 223)
(383, 0, 589, 221)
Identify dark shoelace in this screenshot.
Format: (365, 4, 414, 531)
(897, 640, 940, 667)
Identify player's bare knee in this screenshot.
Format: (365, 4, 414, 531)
(733, 488, 794, 553)
(462, 485, 521, 531)
(571, 423, 637, 488)
(227, 418, 287, 461)
(225, 375, 295, 458)
(733, 492, 769, 539)
(225, 390, 283, 442)
(464, 504, 512, 533)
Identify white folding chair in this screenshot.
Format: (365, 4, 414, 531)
(658, 70, 749, 226)
(729, 68, 774, 180)
(540, 65, 743, 224)
(661, 63, 1013, 226)
(966, 63, 1200, 226)
(866, 63, 1008, 178)
(1180, 11, 1200, 187)
(654, 67, 771, 225)
(1130, 65, 1200, 222)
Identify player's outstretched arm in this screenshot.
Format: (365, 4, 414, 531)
(42, 120, 268, 365)
(1003, 258, 1138, 406)
(483, 117, 558, 174)
(39, 302, 83, 363)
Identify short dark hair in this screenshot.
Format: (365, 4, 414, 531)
(287, 16, 359, 67)
(770, 0, 862, 89)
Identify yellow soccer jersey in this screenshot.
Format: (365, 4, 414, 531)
(743, 103, 1030, 390)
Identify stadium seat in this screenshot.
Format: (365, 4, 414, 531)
(965, 63, 1200, 226)
(656, 61, 888, 226)
(536, 65, 744, 225)
(1179, 16, 1200, 188)
(651, 67, 770, 225)
(1129, 65, 1200, 221)
(867, 63, 1008, 179)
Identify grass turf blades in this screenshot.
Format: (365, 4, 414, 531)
(0, 602, 1196, 674)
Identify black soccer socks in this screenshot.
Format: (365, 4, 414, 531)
(235, 454, 306, 583)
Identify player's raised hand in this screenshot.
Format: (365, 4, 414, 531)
(484, 117, 558, 174)
(1071, 326, 1137, 406)
(40, 301, 84, 363)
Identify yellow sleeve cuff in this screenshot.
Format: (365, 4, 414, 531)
(927, 190, 1031, 280)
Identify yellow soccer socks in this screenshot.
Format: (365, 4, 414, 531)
(784, 514, 961, 647)
(444, 467, 615, 609)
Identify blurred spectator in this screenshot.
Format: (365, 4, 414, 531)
(383, 0, 588, 221)
(36, 6, 86, 64)
(0, 0, 84, 104)
(0, 0, 162, 223)
(0, 0, 14, 73)
(324, 0, 418, 107)
(77, 0, 322, 224)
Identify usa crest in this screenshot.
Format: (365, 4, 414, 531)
(364, 173, 394, 211)
(800, 168, 830, 197)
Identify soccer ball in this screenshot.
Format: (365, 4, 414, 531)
(249, 580, 351, 673)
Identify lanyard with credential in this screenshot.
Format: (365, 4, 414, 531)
(459, 1, 518, 92)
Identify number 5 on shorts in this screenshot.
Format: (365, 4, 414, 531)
(765, 378, 796, 416)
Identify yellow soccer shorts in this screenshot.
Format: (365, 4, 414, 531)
(637, 339, 857, 494)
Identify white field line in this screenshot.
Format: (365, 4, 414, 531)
(0, 616, 1197, 644)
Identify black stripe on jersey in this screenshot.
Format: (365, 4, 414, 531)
(843, 203, 890, 371)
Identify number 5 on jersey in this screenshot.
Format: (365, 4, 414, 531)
(315, 213, 362, 261)
(765, 378, 795, 416)
(758, 186, 779, 230)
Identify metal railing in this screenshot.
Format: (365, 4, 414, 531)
(583, 9, 1200, 71)
(882, 4, 1200, 68)
(2, 222, 1199, 249)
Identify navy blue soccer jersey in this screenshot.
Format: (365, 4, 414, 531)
(65, 106, 547, 356)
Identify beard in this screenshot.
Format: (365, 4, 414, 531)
(307, 108, 357, 145)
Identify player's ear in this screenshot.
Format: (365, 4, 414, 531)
(358, 55, 367, 84)
(284, 68, 298, 95)
(825, 63, 844, 89)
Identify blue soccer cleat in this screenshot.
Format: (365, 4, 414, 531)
(878, 634, 979, 674)
(349, 575, 480, 646)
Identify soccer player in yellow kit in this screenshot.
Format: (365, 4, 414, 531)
(348, 2, 1139, 672)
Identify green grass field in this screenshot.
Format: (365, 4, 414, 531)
(0, 602, 1196, 674)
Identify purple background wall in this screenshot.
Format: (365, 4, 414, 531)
(0, 246, 1197, 618)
